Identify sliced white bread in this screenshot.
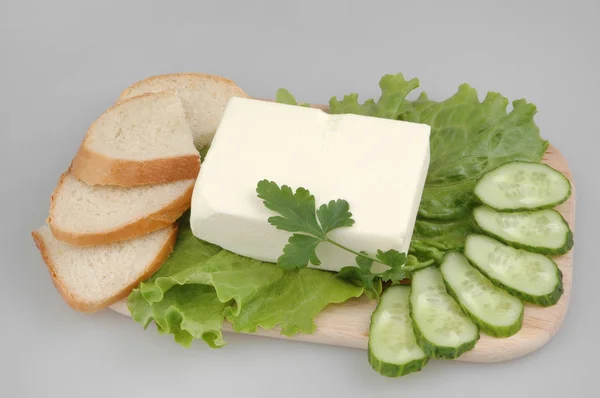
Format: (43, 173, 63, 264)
(118, 73, 250, 149)
(71, 91, 200, 186)
(47, 172, 194, 246)
(32, 224, 177, 312)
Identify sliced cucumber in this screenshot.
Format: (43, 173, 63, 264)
(464, 234, 563, 306)
(368, 285, 428, 377)
(473, 205, 573, 255)
(409, 267, 479, 359)
(474, 161, 571, 211)
(440, 252, 524, 337)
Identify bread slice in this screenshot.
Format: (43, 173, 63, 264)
(119, 73, 250, 149)
(71, 91, 200, 186)
(32, 224, 177, 312)
(47, 172, 194, 246)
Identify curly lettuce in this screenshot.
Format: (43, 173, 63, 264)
(128, 221, 363, 347)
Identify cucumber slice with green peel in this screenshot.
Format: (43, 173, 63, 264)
(409, 267, 479, 359)
(473, 205, 573, 255)
(440, 252, 524, 337)
(464, 234, 563, 306)
(368, 285, 428, 377)
(474, 161, 571, 211)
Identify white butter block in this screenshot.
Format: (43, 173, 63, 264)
(190, 97, 430, 272)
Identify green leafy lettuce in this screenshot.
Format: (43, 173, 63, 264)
(128, 220, 363, 347)
(279, 73, 548, 263)
(276, 88, 311, 107)
(329, 73, 419, 119)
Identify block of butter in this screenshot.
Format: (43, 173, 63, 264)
(190, 97, 430, 272)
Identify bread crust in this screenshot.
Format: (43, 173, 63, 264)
(32, 224, 178, 313)
(47, 171, 194, 246)
(118, 72, 250, 101)
(71, 144, 200, 186)
(70, 91, 200, 187)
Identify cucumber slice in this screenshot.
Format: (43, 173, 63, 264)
(474, 161, 571, 211)
(409, 267, 479, 359)
(440, 252, 524, 337)
(368, 285, 428, 377)
(464, 234, 563, 306)
(473, 205, 573, 255)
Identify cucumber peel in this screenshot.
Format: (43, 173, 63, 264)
(368, 285, 428, 377)
(473, 206, 573, 255)
(474, 161, 571, 212)
(409, 267, 479, 359)
(440, 252, 524, 337)
(464, 234, 563, 306)
(411, 317, 479, 359)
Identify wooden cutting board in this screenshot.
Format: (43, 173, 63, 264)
(110, 123, 575, 363)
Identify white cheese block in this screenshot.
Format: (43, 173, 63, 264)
(190, 97, 430, 272)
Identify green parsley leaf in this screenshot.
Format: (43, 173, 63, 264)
(336, 266, 382, 299)
(380, 255, 434, 282)
(256, 180, 434, 296)
(337, 253, 432, 298)
(375, 249, 407, 267)
(355, 251, 374, 271)
(316, 199, 354, 233)
(256, 180, 325, 238)
(278, 234, 322, 270)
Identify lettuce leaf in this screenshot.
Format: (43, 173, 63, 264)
(279, 73, 548, 262)
(400, 85, 549, 221)
(329, 73, 419, 119)
(409, 217, 476, 263)
(276, 88, 310, 107)
(128, 223, 363, 347)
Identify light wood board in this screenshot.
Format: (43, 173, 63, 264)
(110, 139, 575, 363)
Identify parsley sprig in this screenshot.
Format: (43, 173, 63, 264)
(256, 180, 433, 298)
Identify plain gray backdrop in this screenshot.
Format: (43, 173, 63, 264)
(2, 1, 598, 397)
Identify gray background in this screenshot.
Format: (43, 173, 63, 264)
(2, 1, 598, 397)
